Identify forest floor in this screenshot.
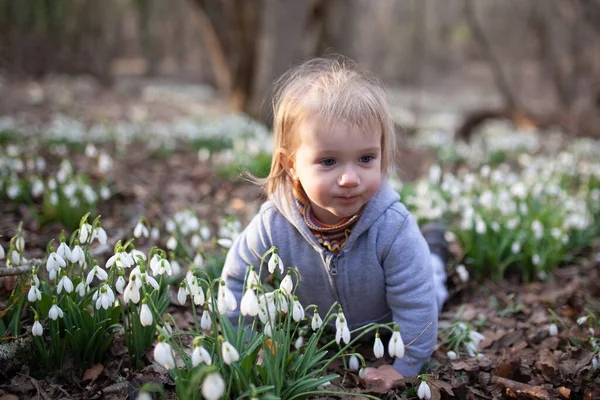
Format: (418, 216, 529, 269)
(0, 74, 599, 399)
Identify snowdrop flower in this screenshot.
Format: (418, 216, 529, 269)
(593, 356, 599, 370)
(469, 331, 485, 348)
(294, 335, 305, 349)
(95, 284, 115, 310)
(577, 316, 588, 326)
(0, 244, 4, 259)
(76, 281, 87, 297)
(335, 311, 351, 345)
(106, 251, 134, 270)
(86, 264, 108, 285)
(69, 243, 85, 264)
(140, 301, 153, 326)
(56, 241, 72, 261)
(133, 221, 149, 239)
(280, 272, 293, 296)
(79, 223, 92, 244)
(241, 287, 259, 317)
(511, 241, 521, 254)
(193, 252, 204, 268)
(292, 296, 305, 322)
(388, 325, 405, 358)
(192, 344, 212, 367)
(548, 323, 558, 336)
(32, 316, 43, 336)
(154, 338, 175, 369)
(115, 274, 126, 294)
(373, 332, 385, 358)
(475, 219, 486, 234)
(200, 307, 212, 331)
(532, 254, 541, 266)
(531, 220, 544, 240)
(217, 280, 237, 314)
(166, 236, 177, 250)
(123, 276, 141, 304)
(202, 372, 225, 400)
(192, 281, 206, 306)
(57, 273, 74, 294)
(91, 227, 107, 245)
(190, 234, 202, 249)
(456, 264, 469, 283)
(263, 321, 273, 337)
(150, 227, 160, 240)
(359, 366, 368, 378)
(28, 281, 42, 302)
(177, 282, 187, 305)
(311, 308, 323, 331)
(464, 341, 477, 357)
(48, 302, 64, 320)
(216, 238, 233, 248)
(274, 290, 288, 313)
(447, 350, 458, 360)
(46, 251, 66, 275)
(268, 251, 284, 275)
(221, 340, 240, 365)
(417, 380, 432, 399)
(246, 267, 260, 287)
(348, 355, 360, 371)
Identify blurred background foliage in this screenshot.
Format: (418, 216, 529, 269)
(1, 0, 599, 137)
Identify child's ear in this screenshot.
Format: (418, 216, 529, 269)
(278, 149, 297, 180)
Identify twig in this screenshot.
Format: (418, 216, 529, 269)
(0, 265, 31, 277)
(405, 321, 433, 347)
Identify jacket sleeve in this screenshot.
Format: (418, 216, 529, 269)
(220, 208, 273, 322)
(382, 212, 438, 377)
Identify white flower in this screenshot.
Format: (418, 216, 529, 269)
(140, 302, 153, 326)
(56, 242, 72, 261)
(0, 244, 4, 259)
(240, 288, 259, 316)
(69, 244, 85, 264)
(348, 355, 360, 371)
(57, 274, 74, 294)
(548, 323, 558, 336)
(123, 277, 141, 304)
(311, 310, 323, 331)
(133, 222, 149, 239)
(246, 268, 260, 287)
(200, 308, 212, 330)
(216, 238, 233, 248)
(335, 312, 351, 345)
(115, 276, 126, 294)
(49, 304, 64, 320)
(447, 350, 458, 360)
(292, 296, 305, 322)
(154, 341, 175, 369)
(95, 284, 115, 310)
(280, 273, 293, 295)
(417, 380, 432, 399)
(531, 220, 544, 240)
(475, 219, 486, 234)
(373, 333, 384, 358)
(264, 321, 273, 337)
(359, 367, 368, 378)
(268, 252, 284, 275)
(388, 326, 405, 358)
(46, 252, 66, 274)
(166, 236, 177, 250)
(32, 319, 43, 336)
(86, 265, 108, 285)
(294, 335, 304, 349)
(202, 372, 225, 400)
(177, 284, 187, 305)
(221, 341, 240, 365)
(92, 227, 107, 245)
(192, 345, 212, 367)
(593, 356, 599, 370)
(217, 280, 237, 314)
(511, 241, 521, 254)
(577, 316, 588, 326)
(28, 284, 42, 302)
(456, 264, 469, 283)
(79, 223, 92, 243)
(76, 281, 87, 296)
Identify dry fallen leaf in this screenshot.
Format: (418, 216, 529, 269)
(82, 363, 104, 382)
(0, 395, 19, 400)
(363, 365, 403, 390)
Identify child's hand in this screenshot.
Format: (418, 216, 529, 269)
(363, 365, 404, 389)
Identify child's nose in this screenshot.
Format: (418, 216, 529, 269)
(338, 167, 360, 187)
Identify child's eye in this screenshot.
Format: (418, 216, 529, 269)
(359, 155, 374, 163)
(320, 159, 336, 167)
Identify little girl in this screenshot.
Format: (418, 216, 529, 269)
(221, 57, 447, 377)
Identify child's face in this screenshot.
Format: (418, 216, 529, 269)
(287, 119, 382, 225)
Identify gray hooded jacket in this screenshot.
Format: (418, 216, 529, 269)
(221, 180, 438, 376)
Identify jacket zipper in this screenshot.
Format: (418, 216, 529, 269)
(328, 253, 343, 307)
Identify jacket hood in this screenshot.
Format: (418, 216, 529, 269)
(269, 180, 400, 252)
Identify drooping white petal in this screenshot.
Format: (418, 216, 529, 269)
(311, 311, 323, 331)
(348, 355, 360, 371)
(201, 372, 225, 400)
(373, 335, 384, 358)
(200, 309, 212, 331)
(221, 341, 240, 365)
(417, 380, 431, 399)
(292, 297, 305, 322)
(115, 276, 126, 294)
(32, 320, 43, 336)
(217, 281, 237, 314)
(140, 303, 153, 326)
(153, 341, 175, 369)
(240, 288, 259, 317)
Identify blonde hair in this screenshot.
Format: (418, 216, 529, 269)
(260, 57, 396, 196)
